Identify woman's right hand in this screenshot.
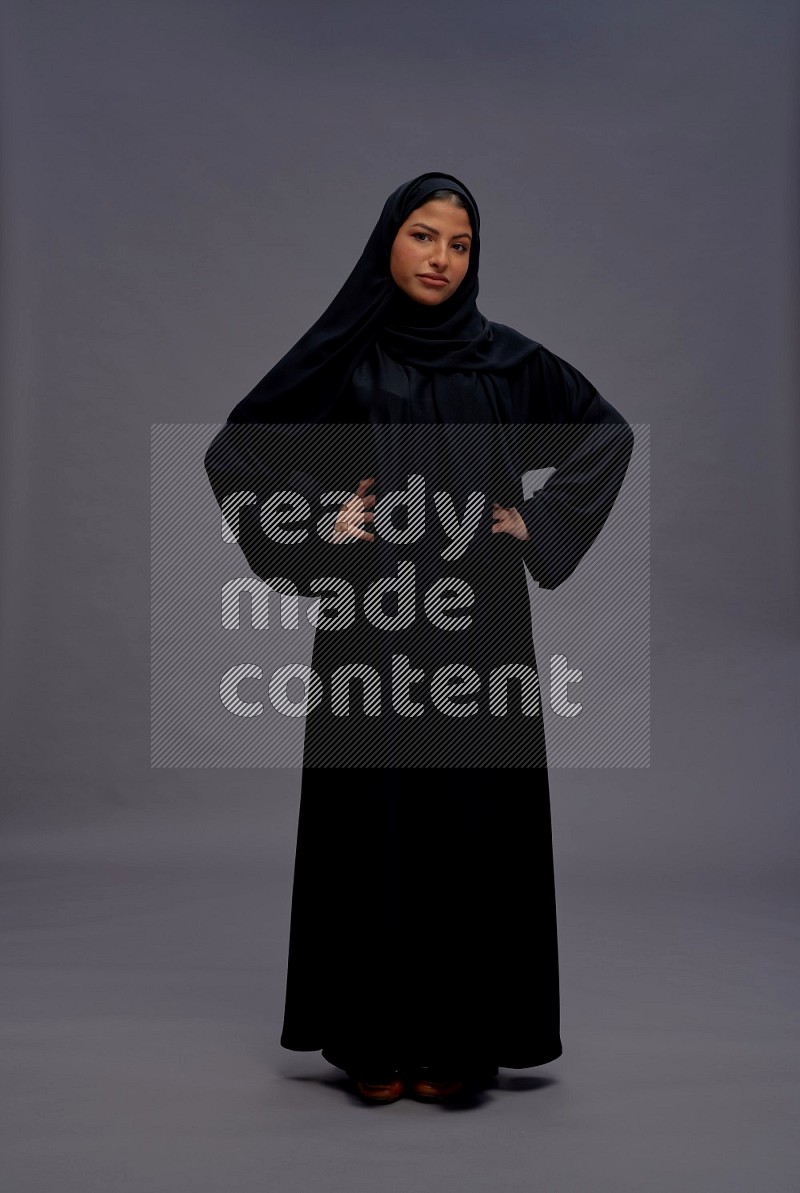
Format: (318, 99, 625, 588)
(332, 476, 376, 543)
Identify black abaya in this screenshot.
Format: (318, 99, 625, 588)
(203, 173, 634, 1081)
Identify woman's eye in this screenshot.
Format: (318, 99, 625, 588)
(412, 232, 468, 252)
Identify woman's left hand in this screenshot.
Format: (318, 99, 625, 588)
(491, 502, 530, 541)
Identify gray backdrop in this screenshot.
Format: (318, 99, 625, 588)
(1, 1, 798, 1190)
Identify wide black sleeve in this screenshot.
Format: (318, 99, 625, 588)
(512, 347, 634, 591)
(203, 420, 375, 598)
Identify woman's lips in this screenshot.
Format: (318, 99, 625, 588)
(417, 275, 448, 287)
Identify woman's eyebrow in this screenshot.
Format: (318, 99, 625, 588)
(409, 222, 472, 240)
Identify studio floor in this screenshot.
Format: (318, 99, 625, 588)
(1, 778, 797, 1193)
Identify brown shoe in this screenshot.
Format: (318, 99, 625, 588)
(353, 1074, 405, 1104)
(411, 1072, 466, 1101)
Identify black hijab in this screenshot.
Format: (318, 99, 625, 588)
(206, 172, 634, 596)
(226, 172, 540, 426)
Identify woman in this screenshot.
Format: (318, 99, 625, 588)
(204, 172, 634, 1104)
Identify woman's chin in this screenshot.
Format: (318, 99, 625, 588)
(408, 286, 448, 306)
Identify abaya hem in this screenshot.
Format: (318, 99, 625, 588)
(307, 1041, 563, 1077)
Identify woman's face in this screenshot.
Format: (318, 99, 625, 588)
(389, 198, 473, 305)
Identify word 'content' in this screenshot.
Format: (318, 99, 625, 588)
(217, 654, 585, 719)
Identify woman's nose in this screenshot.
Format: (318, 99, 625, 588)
(428, 243, 447, 268)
